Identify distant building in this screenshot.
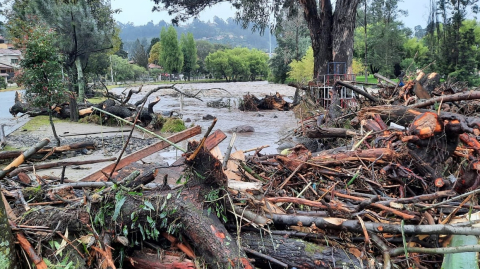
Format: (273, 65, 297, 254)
(0, 49, 22, 68)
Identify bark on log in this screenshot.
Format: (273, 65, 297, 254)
(270, 214, 480, 235)
(0, 138, 50, 179)
(409, 91, 480, 109)
(9, 157, 117, 177)
(311, 148, 395, 165)
(124, 250, 195, 269)
(357, 105, 480, 133)
(336, 81, 378, 103)
(0, 141, 96, 160)
(241, 232, 363, 268)
(306, 127, 358, 138)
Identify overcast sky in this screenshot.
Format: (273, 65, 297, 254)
(110, 0, 474, 31)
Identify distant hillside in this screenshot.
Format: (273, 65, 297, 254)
(118, 16, 277, 54)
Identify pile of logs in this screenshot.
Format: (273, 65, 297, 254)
(240, 92, 292, 111)
(5, 77, 480, 269)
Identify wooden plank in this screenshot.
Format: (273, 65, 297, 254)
(80, 126, 202, 182)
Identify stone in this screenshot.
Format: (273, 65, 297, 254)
(185, 118, 191, 122)
(230, 125, 255, 133)
(203, 114, 216, 120)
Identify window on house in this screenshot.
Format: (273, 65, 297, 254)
(11, 59, 18, 64)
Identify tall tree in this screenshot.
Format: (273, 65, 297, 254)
(148, 37, 160, 55)
(160, 26, 183, 80)
(148, 42, 162, 64)
(16, 24, 66, 146)
(180, 32, 198, 81)
(152, 0, 360, 78)
(7, 0, 116, 103)
(132, 39, 149, 69)
(270, 5, 310, 83)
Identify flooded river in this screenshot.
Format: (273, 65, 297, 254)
(111, 81, 299, 163)
(0, 90, 29, 136)
(0, 82, 298, 165)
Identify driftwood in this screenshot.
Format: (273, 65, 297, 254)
(0, 138, 50, 179)
(336, 80, 378, 103)
(409, 90, 480, 108)
(241, 232, 363, 268)
(0, 141, 96, 160)
(305, 127, 358, 138)
(9, 157, 117, 177)
(240, 92, 291, 111)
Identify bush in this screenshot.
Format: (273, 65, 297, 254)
(0, 79, 7, 89)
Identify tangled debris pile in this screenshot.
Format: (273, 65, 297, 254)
(2, 76, 480, 269)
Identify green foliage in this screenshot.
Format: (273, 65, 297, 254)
(132, 39, 149, 69)
(160, 26, 183, 75)
(180, 32, 198, 80)
(16, 24, 66, 110)
(205, 189, 227, 223)
(287, 47, 314, 83)
(131, 64, 148, 81)
(270, 8, 310, 83)
(205, 47, 268, 81)
(110, 55, 134, 82)
(148, 42, 162, 64)
(8, 0, 117, 100)
(161, 118, 186, 133)
(0, 79, 7, 90)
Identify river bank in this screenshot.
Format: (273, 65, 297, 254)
(1, 81, 298, 181)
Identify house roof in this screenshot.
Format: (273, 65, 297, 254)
(148, 63, 162, 69)
(0, 49, 21, 55)
(0, 63, 15, 69)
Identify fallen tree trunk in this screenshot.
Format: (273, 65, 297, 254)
(0, 138, 50, 179)
(305, 127, 358, 138)
(9, 157, 117, 177)
(17, 142, 254, 269)
(409, 91, 480, 109)
(241, 232, 363, 268)
(357, 105, 480, 133)
(336, 81, 378, 103)
(0, 141, 96, 160)
(311, 148, 396, 165)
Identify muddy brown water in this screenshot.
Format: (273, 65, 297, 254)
(111, 81, 299, 164)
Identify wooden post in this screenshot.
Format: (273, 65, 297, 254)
(0, 138, 50, 179)
(0, 124, 5, 146)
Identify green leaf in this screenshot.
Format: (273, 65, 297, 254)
(166, 193, 172, 200)
(144, 200, 155, 211)
(113, 195, 127, 221)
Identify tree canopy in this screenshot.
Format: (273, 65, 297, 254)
(160, 26, 183, 75)
(152, 0, 359, 79)
(180, 32, 198, 80)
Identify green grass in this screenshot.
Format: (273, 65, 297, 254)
(87, 96, 107, 104)
(161, 118, 186, 133)
(0, 86, 22, 92)
(21, 115, 63, 131)
(356, 75, 399, 84)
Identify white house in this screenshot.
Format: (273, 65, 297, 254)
(0, 48, 22, 68)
